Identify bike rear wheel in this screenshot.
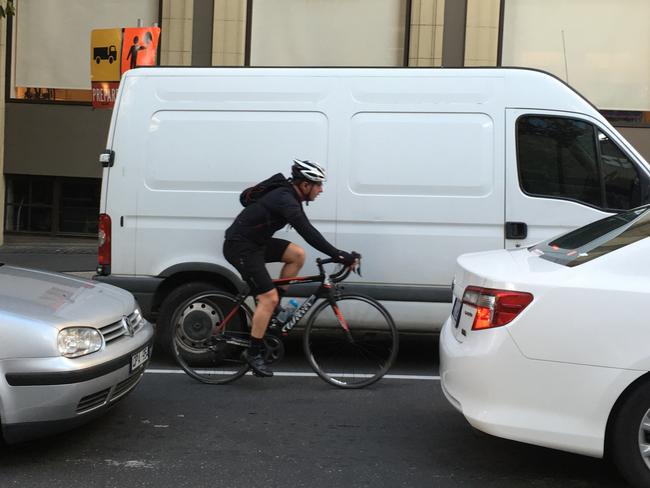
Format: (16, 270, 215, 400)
(303, 294, 399, 388)
(172, 291, 252, 384)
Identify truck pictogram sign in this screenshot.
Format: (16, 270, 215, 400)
(90, 29, 122, 82)
(94, 45, 118, 64)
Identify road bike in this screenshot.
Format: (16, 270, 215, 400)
(172, 255, 399, 388)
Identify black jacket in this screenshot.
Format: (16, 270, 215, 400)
(224, 185, 339, 257)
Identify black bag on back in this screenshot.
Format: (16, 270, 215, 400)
(239, 173, 290, 207)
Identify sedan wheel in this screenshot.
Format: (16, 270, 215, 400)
(611, 382, 650, 488)
(639, 407, 650, 470)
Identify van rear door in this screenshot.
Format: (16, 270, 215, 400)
(99, 79, 143, 275)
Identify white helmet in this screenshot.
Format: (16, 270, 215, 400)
(291, 159, 327, 183)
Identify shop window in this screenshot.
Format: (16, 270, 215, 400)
(4, 175, 100, 236)
(5, 176, 54, 233)
(250, 0, 408, 66)
(10, 0, 158, 103)
(502, 0, 650, 123)
(59, 180, 101, 234)
(601, 110, 650, 127)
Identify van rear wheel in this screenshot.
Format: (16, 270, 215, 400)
(158, 282, 240, 359)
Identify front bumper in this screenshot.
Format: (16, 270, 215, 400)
(439, 317, 643, 458)
(0, 321, 154, 443)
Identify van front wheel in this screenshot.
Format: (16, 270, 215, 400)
(157, 282, 236, 358)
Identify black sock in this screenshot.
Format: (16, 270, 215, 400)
(249, 337, 263, 356)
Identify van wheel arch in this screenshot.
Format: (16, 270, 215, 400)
(152, 264, 244, 354)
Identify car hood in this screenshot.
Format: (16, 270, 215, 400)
(0, 265, 135, 329)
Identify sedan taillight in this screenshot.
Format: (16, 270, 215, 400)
(462, 286, 533, 330)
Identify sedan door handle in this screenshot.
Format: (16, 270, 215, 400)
(505, 221, 528, 240)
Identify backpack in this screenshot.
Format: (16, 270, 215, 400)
(239, 173, 291, 207)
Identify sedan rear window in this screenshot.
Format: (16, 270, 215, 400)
(530, 205, 650, 267)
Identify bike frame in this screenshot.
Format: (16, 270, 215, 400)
(217, 262, 352, 336)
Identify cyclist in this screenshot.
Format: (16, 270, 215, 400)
(223, 159, 356, 377)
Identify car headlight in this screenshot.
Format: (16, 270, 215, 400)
(58, 327, 103, 358)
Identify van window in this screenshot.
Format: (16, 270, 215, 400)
(599, 131, 642, 210)
(517, 115, 648, 211)
(517, 116, 601, 207)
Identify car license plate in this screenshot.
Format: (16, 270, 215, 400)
(451, 297, 462, 327)
(131, 346, 150, 372)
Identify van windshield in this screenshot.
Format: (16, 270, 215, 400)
(529, 205, 650, 267)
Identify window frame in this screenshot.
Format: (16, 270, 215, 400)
(515, 113, 650, 212)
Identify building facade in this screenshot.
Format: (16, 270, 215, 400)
(1, 0, 648, 243)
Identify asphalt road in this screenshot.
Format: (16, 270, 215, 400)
(0, 335, 630, 488)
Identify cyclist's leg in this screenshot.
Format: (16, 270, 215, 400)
(279, 243, 305, 282)
(224, 240, 277, 377)
(250, 288, 278, 339)
(265, 239, 303, 292)
(247, 288, 278, 377)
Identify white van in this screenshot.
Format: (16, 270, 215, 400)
(94, 67, 650, 351)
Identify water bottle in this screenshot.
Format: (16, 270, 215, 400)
(276, 299, 299, 324)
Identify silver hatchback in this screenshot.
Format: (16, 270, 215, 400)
(0, 265, 154, 443)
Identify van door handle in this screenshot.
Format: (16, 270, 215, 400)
(505, 222, 528, 239)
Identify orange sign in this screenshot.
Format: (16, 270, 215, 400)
(121, 27, 160, 75)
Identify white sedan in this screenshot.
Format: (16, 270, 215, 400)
(440, 205, 650, 488)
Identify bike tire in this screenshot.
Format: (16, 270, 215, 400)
(303, 294, 399, 389)
(172, 291, 252, 384)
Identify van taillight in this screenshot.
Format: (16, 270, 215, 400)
(97, 213, 111, 275)
(462, 286, 533, 330)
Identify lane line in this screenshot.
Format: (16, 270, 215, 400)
(145, 368, 440, 381)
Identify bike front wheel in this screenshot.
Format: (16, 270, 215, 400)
(303, 294, 399, 389)
(172, 291, 252, 384)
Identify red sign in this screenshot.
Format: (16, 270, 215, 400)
(92, 82, 120, 109)
(121, 27, 160, 75)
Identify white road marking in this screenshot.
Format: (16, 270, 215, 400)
(104, 459, 156, 469)
(145, 368, 440, 381)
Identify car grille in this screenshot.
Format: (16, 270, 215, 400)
(77, 388, 110, 413)
(110, 370, 145, 402)
(99, 309, 144, 344)
(76, 370, 146, 415)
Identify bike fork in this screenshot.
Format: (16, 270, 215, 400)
(331, 302, 354, 343)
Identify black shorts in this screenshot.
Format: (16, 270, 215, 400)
(223, 238, 291, 295)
